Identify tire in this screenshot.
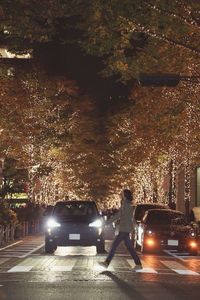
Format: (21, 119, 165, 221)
(45, 239, 57, 254)
(96, 242, 106, 254)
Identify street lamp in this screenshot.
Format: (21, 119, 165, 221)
(138, 73, 200, 87)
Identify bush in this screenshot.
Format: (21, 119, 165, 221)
(0, 202, 18, 225)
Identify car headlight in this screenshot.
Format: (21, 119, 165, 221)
(47, 218, 61, 228)
(146, 230, 154, 236)
(89, 219, 102, 228)
(190, 230, 196, 238)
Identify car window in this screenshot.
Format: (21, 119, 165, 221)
(43, 206, 53, 216)
(135, 204, 166, 221)
(145, 211, 187, 226)
(53, 203, 98, 218)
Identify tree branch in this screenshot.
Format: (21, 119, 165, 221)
(131, 23, 200, 55)
(144, 1, 200, 28)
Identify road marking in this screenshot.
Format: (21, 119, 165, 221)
(135, 268, 158, 274)
(20, 243, 45, 258)
(163, 250, 185, 262)
(7, 266, 33, 272)
(0, 258, 10, 265)
(93, 264, 114, 272)
(126, 259, 157, 273)
(0, 253, 27, 257)
(50, 266, 73, 272)
(3, 249, 29, 252)
(161, 260, 199, 276)
(176, 255, 199, 259)
(173, 270, 199, 275)
(49, 257, 76, 271)
(2, 254, 200, 275)
(0, 236, 44, 258)
(0, 241, 22, 252)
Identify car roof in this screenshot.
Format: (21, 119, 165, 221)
(146, 208, 184, 214)
(55, 200, 96, 205)
(135, 203, 168, 210)
(136, 203, 167, 207)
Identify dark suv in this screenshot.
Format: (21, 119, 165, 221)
(45, 201, 105, 254)
(134, 203, 169, 223)
(135, 209, 199, 254)
(133, 203, 168, 247)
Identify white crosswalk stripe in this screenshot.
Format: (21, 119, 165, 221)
(8, 266, 33, 273)
(49, 258, 76, 272)
(0, 237, 44, 258)
(50, 266, 74, 272)
(127, 259, 158, 273)
(93, 264, 115, 272)
(160, 260, 199, 276)
(4, 256, 199, 276)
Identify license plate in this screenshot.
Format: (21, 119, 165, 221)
(69, 234, 80, 240)
(168, 239, 178, 246)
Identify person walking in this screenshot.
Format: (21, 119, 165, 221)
(99, 189, 142, 270)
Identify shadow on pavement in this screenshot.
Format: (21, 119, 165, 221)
(100, 271, 147, 300)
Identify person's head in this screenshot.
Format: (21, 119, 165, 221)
(122, 189, 133, 202)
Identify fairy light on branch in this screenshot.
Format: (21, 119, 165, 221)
(184, 103, 192, 217)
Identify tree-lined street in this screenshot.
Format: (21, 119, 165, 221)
(1, 1, 200, 299)
(0, 0, 200, 209)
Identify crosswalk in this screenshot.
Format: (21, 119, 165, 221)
(0, 256, 199, 276)
(1, 237, 200, 276)
(0, 236, 44, 258)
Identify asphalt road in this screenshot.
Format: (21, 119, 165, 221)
(0, 235, 200, 300)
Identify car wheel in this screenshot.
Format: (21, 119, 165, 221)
(96, 242, 105, 254)
(45, 239, 57, 254)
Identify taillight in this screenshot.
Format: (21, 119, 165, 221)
(145, 238, 155, 247)
(189, 240, 198, 249)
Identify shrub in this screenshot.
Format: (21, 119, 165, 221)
(0, 202, 18, 225)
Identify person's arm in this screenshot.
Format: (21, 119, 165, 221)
(106, 208, 121, 225)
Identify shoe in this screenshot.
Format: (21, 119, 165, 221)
(98, 261, 109, 268)
(132, 264, 143, 271)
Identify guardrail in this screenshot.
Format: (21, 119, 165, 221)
(0, 219, 41, 247)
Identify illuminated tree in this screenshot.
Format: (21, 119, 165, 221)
(0, 1, 199, 80)
(0, 1, 200, 209)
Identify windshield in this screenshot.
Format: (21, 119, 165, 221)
(135, 204, 167, 221)
(53, 202, 98, 219)
(145, 211, 187, 226)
